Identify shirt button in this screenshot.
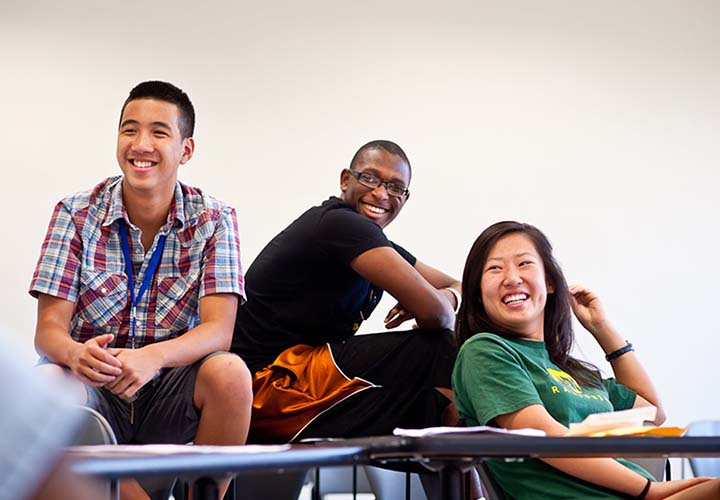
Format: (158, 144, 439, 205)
(100, 287, 107, 294)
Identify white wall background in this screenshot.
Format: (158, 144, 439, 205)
(1, 0, 718, 441)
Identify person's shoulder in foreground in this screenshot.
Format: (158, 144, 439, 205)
(29, 80, 251, 500)
(0, 328, 105, 500)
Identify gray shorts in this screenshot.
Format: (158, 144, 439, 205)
(85, 351, 229, 444)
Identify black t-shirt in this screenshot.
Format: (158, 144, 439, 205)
(232, 197, 416, 372)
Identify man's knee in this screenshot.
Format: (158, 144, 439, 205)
(195, 353, 252, 405)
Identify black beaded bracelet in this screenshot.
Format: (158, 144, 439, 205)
(605, 342, 634, 361)
(635, 478, 652, 499)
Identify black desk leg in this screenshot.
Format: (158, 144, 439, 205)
(226, 477, 236, 500)
(110, 479, 119, 500)
(439, 467, 463, 500)
(313, 467, 320, 500)
(195, 477, 219, 500)
(464, 470, 471, 500)
(353, 465, 357, 500)
(405, 472, 411, 500)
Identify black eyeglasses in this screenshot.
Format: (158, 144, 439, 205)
(348, 170, 409, 198)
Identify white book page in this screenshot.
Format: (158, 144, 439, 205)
(393, 426, 546, 437)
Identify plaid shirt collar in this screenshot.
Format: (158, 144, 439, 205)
(102, 176, 187, 232)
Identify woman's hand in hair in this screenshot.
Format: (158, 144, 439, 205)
(568, 285, 609, 334)
(569, 285, 626, 355)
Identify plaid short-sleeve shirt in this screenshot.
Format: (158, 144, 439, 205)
(29, 176, 244, 347)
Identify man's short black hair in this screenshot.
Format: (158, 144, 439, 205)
(349, 140, 412, 180)
(119, 81, 195, 139)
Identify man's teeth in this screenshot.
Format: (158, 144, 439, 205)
(503, 294, 528, 304)
(362, 203, 387, 214)
(133, 160, 153, 168)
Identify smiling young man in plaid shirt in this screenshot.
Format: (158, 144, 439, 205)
(29, 81, 252, 499)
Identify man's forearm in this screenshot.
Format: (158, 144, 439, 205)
(35, 295, 80, 366)
(141, 321, 233, 369)
(35, 324, 80, 367)
(130, 293, 238, 369)
(413, 289, 456, 330)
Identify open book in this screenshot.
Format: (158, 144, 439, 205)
(567, 407, 686, 437)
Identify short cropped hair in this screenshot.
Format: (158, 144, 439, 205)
(119, 81, 195, 139)
(349, 140, 412, 181)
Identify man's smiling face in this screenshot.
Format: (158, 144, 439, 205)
(340, 148, 410, 228)
(116, 98, 193, 198)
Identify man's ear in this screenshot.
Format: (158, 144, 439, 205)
(340, 168, 350, 192)
(180, 137, 195, 165)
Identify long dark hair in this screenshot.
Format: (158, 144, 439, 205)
(456, 221, 602, 388)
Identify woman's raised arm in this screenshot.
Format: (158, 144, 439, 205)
(568, 284, 665, 424)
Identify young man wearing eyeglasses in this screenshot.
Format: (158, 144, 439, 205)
(232, 139, 461, 443)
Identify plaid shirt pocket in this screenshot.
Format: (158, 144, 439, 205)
(155, 273, 200, 330)
(77, 269, 128, 328)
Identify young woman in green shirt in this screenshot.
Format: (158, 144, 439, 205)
(452, 221, 720, 500)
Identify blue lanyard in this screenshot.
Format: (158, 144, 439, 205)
(118, 219, 167, 349)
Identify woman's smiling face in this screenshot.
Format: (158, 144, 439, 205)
(480, 232, 553, 341)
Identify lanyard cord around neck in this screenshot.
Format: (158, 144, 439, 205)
(118, 218, 167, 349)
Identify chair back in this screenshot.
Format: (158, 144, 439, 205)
(71, 406, 118, 500)
(627, 458, 667, 481)
(73, 406, 117, 445)
(687, 421, 720, 478)
(475, 462, 507, 500)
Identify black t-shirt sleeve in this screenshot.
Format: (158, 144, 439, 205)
(392, 242, 417, 267)
(315, 206, 394, 265)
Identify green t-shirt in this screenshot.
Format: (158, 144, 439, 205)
(452, 332, 654, 500)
